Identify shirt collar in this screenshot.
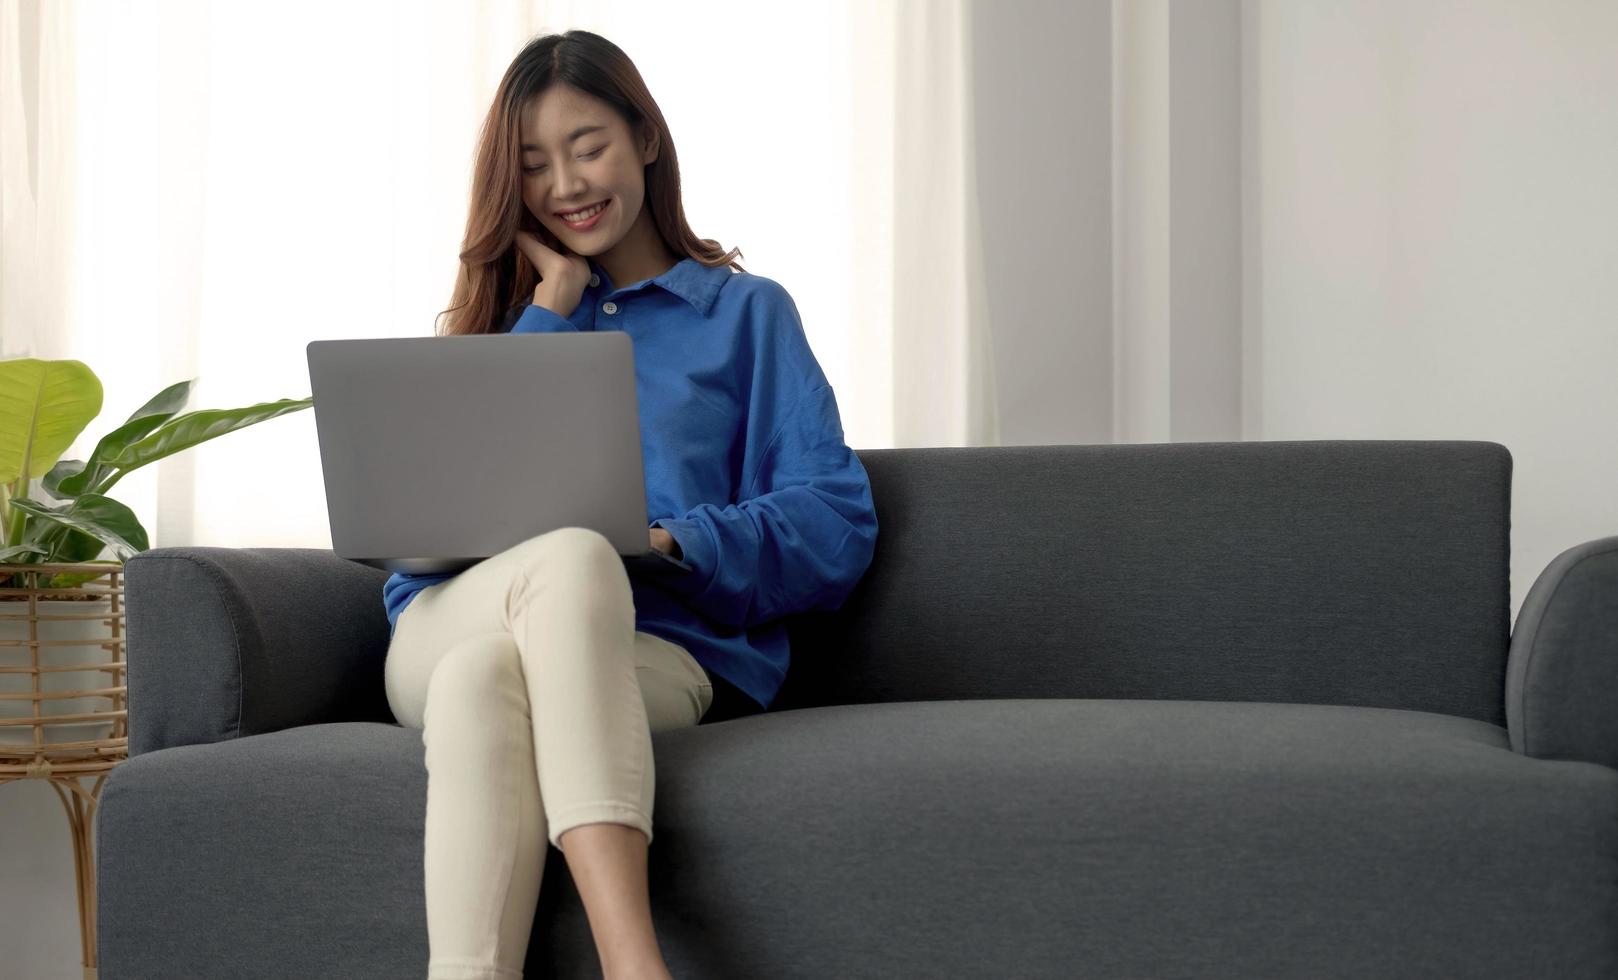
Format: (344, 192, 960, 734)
(590, 256, 733, 317)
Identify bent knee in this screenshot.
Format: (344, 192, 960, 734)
(510, 526, 622, 577)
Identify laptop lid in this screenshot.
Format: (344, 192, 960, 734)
(307, 333, 675, 575)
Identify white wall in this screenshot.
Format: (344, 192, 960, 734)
(970, 0, 1114, 446)
(1248, 0, 1618, 622)
(1111, 0, 1244, 444)
(900, 0, 1618, 618)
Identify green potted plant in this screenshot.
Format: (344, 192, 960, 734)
(1, 356, 312, 752)
(0, 356, 312, 588)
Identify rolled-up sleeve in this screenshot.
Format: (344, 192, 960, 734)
(652, 382, 877, 630)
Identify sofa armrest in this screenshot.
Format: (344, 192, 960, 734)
(1505, 534, 1618, 770)
(124, 547, 393, 757)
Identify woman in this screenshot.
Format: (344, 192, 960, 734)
(380, 29, 879, 980)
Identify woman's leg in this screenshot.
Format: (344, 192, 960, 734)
(384, 526, 713, 979)
(415, 634, 544, 980)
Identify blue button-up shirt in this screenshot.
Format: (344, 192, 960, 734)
(382, 255, 878, 710)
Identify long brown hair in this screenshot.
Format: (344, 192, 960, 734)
(436, 30, 746, 336)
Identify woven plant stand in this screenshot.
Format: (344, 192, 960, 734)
(0, 562, 128, 980)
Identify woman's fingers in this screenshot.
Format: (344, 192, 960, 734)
(517, 228, 591, 307)
(514, 230, 556, 272)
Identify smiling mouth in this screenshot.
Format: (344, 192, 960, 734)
(555, 199, 610, 220)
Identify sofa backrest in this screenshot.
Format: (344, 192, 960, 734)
(775, 440, 1513, 727)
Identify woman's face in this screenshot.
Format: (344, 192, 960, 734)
(519, 84, 656, 257)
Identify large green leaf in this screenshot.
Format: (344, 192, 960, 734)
(24, 515, 106, 562)
(0, 518, 121, 589)
(6, 493, 149, 561)
(48, 379, 194, 498)
(103, 396, 312, 477)
(39, 459, 90, 501)
(0, 358, 103, 485)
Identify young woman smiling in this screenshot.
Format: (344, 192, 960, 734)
(380, 28, 879, 980)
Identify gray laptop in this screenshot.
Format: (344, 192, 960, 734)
(306, 333, 693, 578)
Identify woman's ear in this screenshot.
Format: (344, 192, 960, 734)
(639, 121, 660, 166)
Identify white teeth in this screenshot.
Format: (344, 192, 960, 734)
(560, 201, 606, 221)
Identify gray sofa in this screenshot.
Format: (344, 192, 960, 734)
(95, 440, 1618, 979)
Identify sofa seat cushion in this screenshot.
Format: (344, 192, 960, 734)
(98, 701, 1618, 979)
(647, 698, 1618, 978)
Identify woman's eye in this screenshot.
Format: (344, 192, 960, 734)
(523, 147, 606, 175)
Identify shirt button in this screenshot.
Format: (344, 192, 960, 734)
(602, 301, 618, 314)
(589, 274, 600, 287)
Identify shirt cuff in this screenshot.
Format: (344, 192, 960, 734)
(509, 304, 573, 334)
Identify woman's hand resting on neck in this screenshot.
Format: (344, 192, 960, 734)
(516, 230, 592, 319)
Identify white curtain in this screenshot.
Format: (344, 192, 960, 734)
(0, 0, 1000, 555)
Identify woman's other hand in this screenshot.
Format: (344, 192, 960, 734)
(515, 230, 591, 319)
(650, 527, 680, 559)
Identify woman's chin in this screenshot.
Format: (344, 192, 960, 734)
(564, 236, 616, 257)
